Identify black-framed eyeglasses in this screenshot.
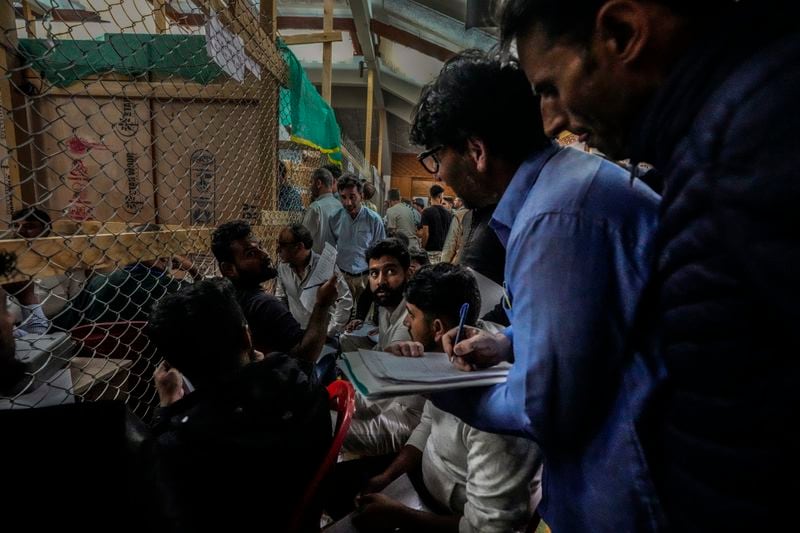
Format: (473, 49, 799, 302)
(417, 145, 444, 174)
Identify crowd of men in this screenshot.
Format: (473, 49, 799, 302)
(2, 0, 798, 531)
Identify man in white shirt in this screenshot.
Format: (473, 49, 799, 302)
(385, 189, 421, 251)
(274, 224, 352, 336)
(301, 168, 343, 254)
(354, 263, 542, 533)
(340, 239, 425, 458)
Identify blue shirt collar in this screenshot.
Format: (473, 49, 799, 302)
(491, 144, 560, 247)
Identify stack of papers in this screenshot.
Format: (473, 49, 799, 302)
(338, 349, 509, 399)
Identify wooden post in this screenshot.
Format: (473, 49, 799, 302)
(364, 67, 374, 168)
(321, 0, 333, 103)
(0, 0, 37, 211)
(21, 0, 36, 38)
(260, 0, 277, 39)
(377, 109, 385, 177)
(153, 0, 169, 33)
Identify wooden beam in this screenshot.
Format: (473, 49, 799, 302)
(370, 19, 454, 62)
(281, 31, 343, 46)
(277, 16, 363, 55)
(0, 0, 37, 211)
(259, 0, 276, 39)
(153, 0, 169, 33)
(364, 67, 374, 167)
(321, 0, 334, 103)
(192, 0, 287, 85)
(0, 228, 212, 283)
(21, 0, 36, 38)
(30, 78, 263, 102)
(377, 109, 385, 176)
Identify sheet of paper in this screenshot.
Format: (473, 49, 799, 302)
(466, 267, 505, 317)
(300, 242, 338, 311)
(358, 350, 509, 383)
(205, 14, 246, 82)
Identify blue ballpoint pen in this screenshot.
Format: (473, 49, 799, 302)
(451, 302, 470, 362)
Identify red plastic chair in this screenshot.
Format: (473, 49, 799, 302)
(288, 379, 356, 532)
(69, 321, 152, 360)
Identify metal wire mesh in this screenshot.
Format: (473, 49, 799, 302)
(0, 0, 308, 419)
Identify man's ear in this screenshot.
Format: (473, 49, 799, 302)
(219, 261, 237, 279)
(595, 0, 650, 66)
(432, 318, 448, 342)
(466, 137, 489, 174)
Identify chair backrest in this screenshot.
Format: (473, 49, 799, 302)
(288, 379, 356, 532)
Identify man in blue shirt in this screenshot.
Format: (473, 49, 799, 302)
(411, 50, 662, 531)
(333, 175, 386, 315)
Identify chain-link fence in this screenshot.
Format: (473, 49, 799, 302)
(0, 0, 333, 419)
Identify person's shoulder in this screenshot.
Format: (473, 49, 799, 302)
(238, 287, 282, 311)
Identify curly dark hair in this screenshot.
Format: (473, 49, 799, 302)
(405, 263, 481, 328)
(322, 163, 342, 180)
(366, 238, 411, 270)
(410, 49, 549, 165)
(149, 278, 247, 386)
(211, 220, 252, 264)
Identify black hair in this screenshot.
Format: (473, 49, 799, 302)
(0, 251, 16, 278)
(322, 163, 342, 180)
(285, 223, 313, 250)
(429, 184, 444, 198)
(409, 249, 430, 267)
(363, 182, 377, 199)
(311, 168, 334, 188)
(11, 207, 51, 226)
(212, 220, 252, 264)
(387, 189, 401, 201)
(405, 263, 481, 328)
(149, 279, 247, 386)
(499, 0, 738, 50)
(410, 49, 549, 165)
(337, 174, 363, 194)
(366, 238, 411, 270)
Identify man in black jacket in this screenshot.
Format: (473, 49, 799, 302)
(501, 0, 799, 530)
(148, 279, 332, 532)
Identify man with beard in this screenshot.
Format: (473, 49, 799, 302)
(302, 167, 342, 254)
(211, 220, 337, 370)
(331, 239, 425, 513)
(355, 264, 543, 533)
(333, 175, 386, 315)
(498, 1, 800, 530)
(413, 51, 661, 531)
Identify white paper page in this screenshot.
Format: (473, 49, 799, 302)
(205, 14, 246, 82)
(338, 352, 507, 399)
(466, 267, 505, 317)
(300, 242, 338, 311)
(358, 350, 509, 383)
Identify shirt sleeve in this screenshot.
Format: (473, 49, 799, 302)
(420, 208, 432, 227)
(248, 294, 304, 354)
(330, 268, 354, 334)
(373, 214, 386, 245)
(459, 428, 542, 533)
(274, 275, 288, 305)
(405, 400, 433, 452)
(434, 212, 650, 446)
(302, 205, 320, 246)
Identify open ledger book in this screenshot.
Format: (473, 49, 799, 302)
(338, 349, 510, 400)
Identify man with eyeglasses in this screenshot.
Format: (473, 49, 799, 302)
(211, 220, 338, 372)
(275, 223, 352, 336)
(413, 50, 661, 531)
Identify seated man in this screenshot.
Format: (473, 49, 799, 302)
(342, 238, 415, 352)
(148, 279, 332, 532)
(275, 223, 353, 336)
(212, 220, 337, 371)
(328, 240, 425, 517)
(355, 264, 542, 533)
